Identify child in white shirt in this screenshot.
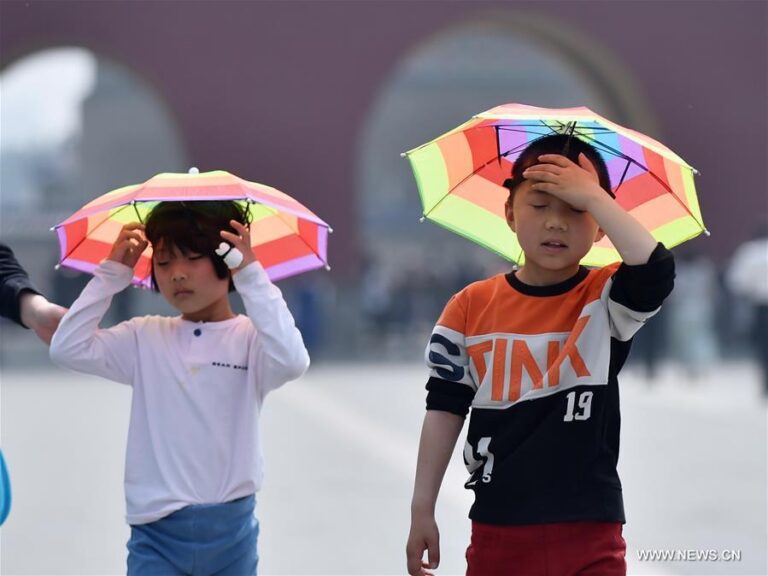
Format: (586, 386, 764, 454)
(51, 200, 310, 575)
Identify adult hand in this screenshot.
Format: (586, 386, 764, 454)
(19, 292, 68, 345)
(219, 220, 255, 273)
(107, 223, 148, 269)
(523, 153, 608, 212)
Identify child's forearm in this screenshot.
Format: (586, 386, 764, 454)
(411, 410, 465, 515)
(587, 195, 658, 265)
(50, 261, 134, 383)
(234, 262, 310, 383)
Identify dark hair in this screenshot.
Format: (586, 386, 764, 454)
(144, 200, 250, 292)
(503, 134, 613, 199)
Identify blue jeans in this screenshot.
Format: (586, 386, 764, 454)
(127, 495, 258, 575)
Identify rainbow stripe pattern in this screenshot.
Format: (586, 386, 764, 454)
(404, 103, 706, 266)
(54, 170, 331, 287)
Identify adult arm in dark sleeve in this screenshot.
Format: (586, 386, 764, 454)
(0, 242, 67, 344)
(0, 242, 40, 326)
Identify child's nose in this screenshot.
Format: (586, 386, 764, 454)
(545, 214, 567, 231)
(171, 265, 188, 282)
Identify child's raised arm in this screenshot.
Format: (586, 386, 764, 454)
(49, 224, 143, 384)
(524, 154, 658, 265)
(225, 220, 310, 393)
(407, 410, 464, 576)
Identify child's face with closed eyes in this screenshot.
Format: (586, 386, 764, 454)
(152, 240, 232, 322)
(505, 181, 602, 286)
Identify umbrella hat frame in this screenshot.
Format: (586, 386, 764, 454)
(53, 169, 332, 287)
(403, 103, 707, 267)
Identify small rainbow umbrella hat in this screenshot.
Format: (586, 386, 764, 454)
(402, 103, 706, 266)
(53, 169, 331, 287)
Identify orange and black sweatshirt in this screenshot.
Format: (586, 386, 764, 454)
(425, 243, 674, 525)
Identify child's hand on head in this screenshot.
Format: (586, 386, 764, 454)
(523, 153, 608, 212)
(108, 223, 149, 268)
(219, 220, 255, 272)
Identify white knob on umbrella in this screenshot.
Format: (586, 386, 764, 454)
(189, 167, 200, 175)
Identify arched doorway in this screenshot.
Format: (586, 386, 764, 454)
(0, 46, 188, 364)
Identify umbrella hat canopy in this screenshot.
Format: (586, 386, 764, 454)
(55, 169, 331, 287)
(403, 103, 706, 266)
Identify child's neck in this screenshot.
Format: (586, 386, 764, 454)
(181, 297, 235, 323)
(515, 262, 581, 287)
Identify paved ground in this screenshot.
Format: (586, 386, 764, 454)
(1, 362, 766, 575)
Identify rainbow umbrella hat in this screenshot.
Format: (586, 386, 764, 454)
(54, 169, 331, 287)
(402, 103, 706, 267)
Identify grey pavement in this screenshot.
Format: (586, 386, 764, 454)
(0, 362, 766, 575)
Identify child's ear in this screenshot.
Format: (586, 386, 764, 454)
(505, 198, 516, 232)
(594, 228, 605, 243)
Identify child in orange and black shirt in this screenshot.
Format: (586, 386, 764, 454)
(406, 134, 675, 576)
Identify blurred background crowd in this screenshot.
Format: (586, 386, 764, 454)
(0, 0, 765, 377)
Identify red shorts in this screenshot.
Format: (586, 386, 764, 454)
(466, 521, 626, 576)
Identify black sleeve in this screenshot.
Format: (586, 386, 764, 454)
(426, 376, 475, 417)
(0, 243, 41, 327)
(610, 243, 675, 312)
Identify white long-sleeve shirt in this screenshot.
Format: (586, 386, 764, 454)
(50, 260, 310, 525)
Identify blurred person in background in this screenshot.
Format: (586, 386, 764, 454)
(727, 223, 768, 395)
(666, 244, 719, 381)
(626, 308, 668, 382)
(0, 242, 68, 526)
